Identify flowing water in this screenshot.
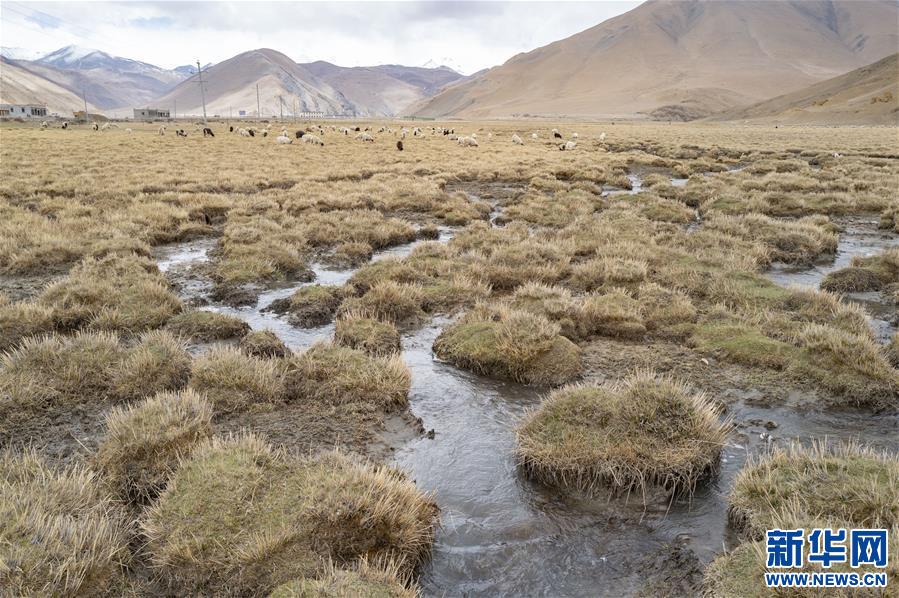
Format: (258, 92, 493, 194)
(766, 217, 899, 342)
(152, 211, 899, 597)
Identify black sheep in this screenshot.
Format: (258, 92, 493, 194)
(203, 127, 215, 137)
(295, 130, 305, 139)
(247, 129, 255, 137)
(553, 131, 562, 139)
(229, 125, 234, 133)
(396, 140, 404, 151)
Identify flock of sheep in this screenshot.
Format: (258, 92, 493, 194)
(38, 119, 604, 151)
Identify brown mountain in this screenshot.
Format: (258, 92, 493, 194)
(303, 62, 464, 116)
(412, 0, 899, 120)
(0, 58, 98, 116)
(152, 49, 356, 117)
(714, 53, 899, 125)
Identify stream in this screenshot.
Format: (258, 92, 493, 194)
(152, 205, 898, 597)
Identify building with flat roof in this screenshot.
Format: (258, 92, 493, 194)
(134, 108, 171, 120)
(0, 104, 48, 118)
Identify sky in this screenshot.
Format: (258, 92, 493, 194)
(0, 1, 642, 73)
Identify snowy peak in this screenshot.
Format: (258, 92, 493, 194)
(1, 46, 48, 61)
(38, 45, 107, 67)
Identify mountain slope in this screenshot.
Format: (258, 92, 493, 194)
(303, 61, 465, 116)
(715, 53, 899, 125)
(153, 49, 355, 117)
(412, 0, 899, 119)
(0, 58, 97, 116)
(8, 45, 190, 109)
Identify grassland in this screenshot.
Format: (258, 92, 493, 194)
(0, 119, 897, 595)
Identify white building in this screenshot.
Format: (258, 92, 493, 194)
(0, 104, 48, 118)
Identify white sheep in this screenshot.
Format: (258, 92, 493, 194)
(61, 121, 68, 129)
(531, 133, 538, 140)
(457, 136, 479, 147)
(559, 140, 577, 151)
(239, 128, 250, 137)
(101, 123, 110, 131)
(511, 134, 523, 145)
(125, 128, 133, 134)
(355, 132, 374, 142)
(599, 132, 606, 142)
(40, 121, 48, 129)
(572, 132, 578, 140)
(448, 134, 458, 141)
(302, 134, 324, 146)
(158, 125, 166, 136)
(276, 135, 292, 144)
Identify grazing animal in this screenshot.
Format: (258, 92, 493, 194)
(599, 132, 606, 142)
(559, 140, 577, 151)
(511, 134, 523, 145)
(572, 133, 578, 140)
(457, 136, 479, 147)
(125, 128, 133, 134)
(247, 129, 255, 137)
(239, 128, 250, 137)
(40, 121, 48, 129)
(203, 127, 215, 137)
(302, 134, 324, 146)
(295, 130, 305, 139)
(229, 125, 234, 133)
(262, 130, 268, 137)
(276, 135, 292, 144)
(61, 122, 68, 129)
(396, 140, 404, 151)
(101, 123, 110, 131)
(92, 123, 99, 131)
(552, 129, 562, 139)
(355, 132, 373, 142)
(531, 133, 538, 140)
(176, 129, 188, 137)
(158, 125, 166, 136)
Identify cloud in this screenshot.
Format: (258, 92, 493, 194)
(1, 1, 642, 72)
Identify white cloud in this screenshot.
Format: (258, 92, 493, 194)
(1, 1, 642, 73)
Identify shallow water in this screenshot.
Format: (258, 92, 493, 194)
(153, 217, 899, 596)
(766, 217, 898, 342)
(392, 324, 899, 596)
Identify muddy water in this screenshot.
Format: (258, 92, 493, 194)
(766, 217, 899, 342)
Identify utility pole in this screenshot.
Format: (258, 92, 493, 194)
(196, 60, 208, 124)
(256, 84, 261, 118)
(82, 89, 88, 122)
(293, 99, 297, 123)
(279, 95, 284, 120)
(173, 99, 177, 120)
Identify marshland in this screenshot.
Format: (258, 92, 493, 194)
(1, 120, 898, 596)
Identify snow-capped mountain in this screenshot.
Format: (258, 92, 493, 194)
(1, 46, 48, 61)
(5, 45, 192, 109)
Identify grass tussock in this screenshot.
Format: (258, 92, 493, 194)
(0, 331, 191, 433)
(0, 448, 130, 596)
(274, 284, 347, 327)
(141, 436, 437, 596)
(344, 280, 426, 326)
(728, 441, 899, 539)
(517, 371, 729, 495)
(580, 288, 647, 339)
(0, 300, 55, 352)
(188, 346, 286, 413)
(285, 342, 410, 410)
(433, 304, 583, 386)
(821, 247, 899, 293)
(112, 329, 191, 402)
(38, 254, 182, 333)
(269, 558, 415, 598)
(240, 329, 290, 358)
(164, 310, 250, 341)
(334, 310, 402, 357)
(94, 389, 213, 505)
